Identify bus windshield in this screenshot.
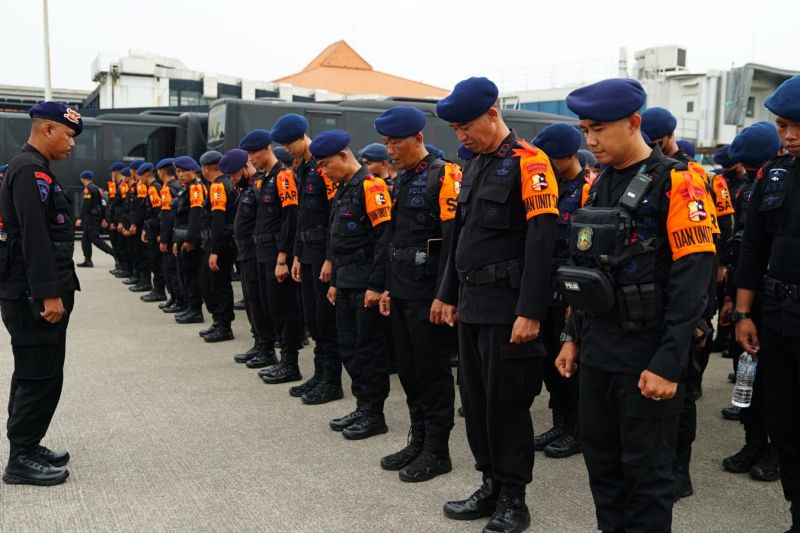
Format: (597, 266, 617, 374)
(208, 103, 226, 146)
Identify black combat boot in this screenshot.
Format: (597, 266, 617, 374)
(246, 348, 278, 369)
(113, 269, 131, 279)
(233, 298, 246, 310)
(234, 343, 261, 363)
(534, 412, 565, 451)
(721, 406, 741, 420)
(381, 424, 425, 471)
(141, 290, 167, 302)
(77, 258, 93, 267)
(443, 478, 499, 520)
(3, 452, 69, 486)
(544, 432, 581, 458)
(175, 309, 204, 324)
(158, 297, 175, 310)
(129, 280, 152, 292)
(483, 491, 530, 533)
(163, 300, 185, 314)
(199, 322, 221, 337)
(750, 445, 780, 481)
(330, 404, 368, 432)
(301, 383, 344, 405)
(342, 408, 388, 440)
(289, 373, 320, 398)
(35, 445, 70, 467)
(204, 325, 234, 343)
(261, 362, 302, 384)
(672, 462, 694, 501)
(399, 447, 452, 482)
(723, 435, 767, 473)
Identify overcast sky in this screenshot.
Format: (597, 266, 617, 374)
(2, 0, 798, 94)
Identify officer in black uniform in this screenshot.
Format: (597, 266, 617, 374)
(241, 129, 303, 381)
(198, 150, 237, 342)
(105, 162, 125, 275)
(129, 161, 154, 293)
(554, 78, 716, 533)
(310, 129, 392, 440)
(528, 122, 585, 460)
(435, 77, 558, 533)
(137, 163, 167, 303)
(115, 167, 134, 279)
(171, 156, 205, 324)
(155, 158, 185, 313)
(735, 74, 800, 533)
(273, 114, 343, 403)
(75, 170, 113, 267)
(0, 102, 81, 485)
(372, 106, 458, 481)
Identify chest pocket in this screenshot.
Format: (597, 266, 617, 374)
(402, 176, 437, 231)
(261, 180, 279, 212)
(476, 182, 512, 229)
(760, 170, 790, 234)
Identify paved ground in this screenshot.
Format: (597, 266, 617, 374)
(0, 251, 790, 532)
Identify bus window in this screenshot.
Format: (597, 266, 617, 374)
(103, 124, 175, 162)
(72, 126, 98, 160)
(208, 104, 226, 145)
(343, 110, 383, 152)
(306, 113, 340, 138)
(5, 115, 30, 155)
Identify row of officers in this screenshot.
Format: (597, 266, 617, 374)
(4, 72, 800, 533)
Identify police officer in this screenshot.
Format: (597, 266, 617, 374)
(198, 150, 237, 342)
(241, 129, 303, 381)
(373, 106, 458, 481)
(0, 102, 81, 485)
(171, 156, 205, 324)
(435, 77, 558, 533)
(105, 162, 125, 275)
(156, 158, 185, 313)
(128, 161, 154, 293)
(138, 163, 167, 303)
(75, 170, 113, 267)
(115, 167, 134, 279)
(0, 163, 6, 182)
(528, 123, 585, 460)
(310, 129, 392, 440)
(272, 114, 342, 403)
(735, 74, 800, 533)
(553, 79, 716, 533)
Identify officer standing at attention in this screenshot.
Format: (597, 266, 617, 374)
(374, 106, 459, 482)
(241, 129, 303, 382)
(528, 123, 585, 460)
(198, 150, 237, 342)
(138, 163, 167, 303)
(435, 77, 559, 533)
(171, 156, 205, 324)
(156, 158, 185, 313)
(114, 167, 133, 279)
(553, 79, 716, 533)
(105, 162, 125, 275)
(735, 74, 800, 533)
(0, 102, 82, 485)
(272, 114, 343, 404)
(129, 161, 154, 293)
(75, 170, 114, 267)
(124, 160, 148, 288)
(310, 129, 392, 440)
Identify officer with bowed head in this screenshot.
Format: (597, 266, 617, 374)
(435, 77, 559, 533)
(310, 129, 393, 440)
(155, 157, 186, 313)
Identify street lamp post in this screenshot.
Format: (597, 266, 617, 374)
(42, 0, 53, 101)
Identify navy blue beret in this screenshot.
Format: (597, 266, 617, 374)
(310, 129, 351, 159)
(173, 155, 201, 171)
(271, 114, 308, 144)
(273, 146, 294, 165)
(566, 78, 646, 122)
(425, 144, 446, 160)
(532, 123, 582, 159)
(729, 122, 782, 166)
(375, 106, 426, 137)
(199, 150, 223, 166)
(138, 162, 154, 174)
(0, 164, 7, 174)
(677, 140, 696, 159)
(121, 167, 131, 177)
(28, 101, 83, 135)
(436, 77, 499, 123)
(457, 144, 475, 161)
(240, 129, 272, 151)
(156, 158, 174, 170)
(764, 75, 800, 122)
(578, 149, 597, 168)
(641, 107, 677, 140)
(109, 162, 125, 172)
(713, 146, 734, 167)
(79, 170, 93, 180)
(361, 143, 389, 162)
(219, 149, 249, 175)
(128, 160, 144, 170)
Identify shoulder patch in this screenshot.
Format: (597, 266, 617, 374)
(712, 174, 735, 217)
(210, 182, 227, 211)
(148, 185, 162, 208)
(666, 169, 717, 261)
(189, 183, 205, 208)
(276, 169, 298, 208)
(439, 162, 462, 222)
(513, 140, 559, 220)
(136, 181, 148, 198)
(363, 176, 392, 226)
(320, 168, 337, 201)
(160, 186, 172, 211)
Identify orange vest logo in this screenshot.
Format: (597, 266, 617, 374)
(687, 199, 707, 222)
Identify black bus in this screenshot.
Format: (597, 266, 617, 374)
(207, 98, 573, 158)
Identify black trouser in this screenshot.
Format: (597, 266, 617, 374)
(240, 258, 274, 347)
(675, 343, 703, 466)
(1, 292, 74, 456)
(392, 297, 454, 452)
(176, 245, 203, 311)
(162, 248, 182, 304)
(300, 261, 340, 385)
(126, 231, 139, 274)
(257, 258, 302, 364)
(759, 296, 800, 503)
(335, 288, 389, 408)
(199, 245, 235, 326)
(147, 236, 164, 292)
(541, 304, 579, 430)
(80, 218, 113, 260)
(580, 364, 683, 533)
(458, 322, 544, 494)
(113, 228, 130, 272)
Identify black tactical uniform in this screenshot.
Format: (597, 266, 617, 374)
(199, 175, 237, 339)
(382, 154, 458, 476)
(438, 133, 557, 497)
(116, 180, 133, 276)
(142, 179, 164, 298)
(159, 177, 185, 310)
(0, 144, 79, 463)
(79, 181, 113, 260)
(292, 156, 341, 400)
(253, 163, 302, 381)
(105, 178, 122, 271)
(129, 179, 152, 291)
(736, 154, 800, 518)
(172, 178, 205, 318)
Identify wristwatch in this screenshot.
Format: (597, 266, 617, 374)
(732, 311, 752, 322)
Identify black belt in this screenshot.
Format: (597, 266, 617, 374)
(299, 227, 327, 244)
(458, 259, 522, 288)
(253, 233, 277, 246)
(333, 248, 371, 268)
(389, 246, 426, 266)
(763, 276, 800, 302)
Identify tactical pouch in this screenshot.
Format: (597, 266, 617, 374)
(617, 283, 663, 331)
(556, 265, 616, 313)
(569, 208, 632, 267)
(173, 228, 189, 243)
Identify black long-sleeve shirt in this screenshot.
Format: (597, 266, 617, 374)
(253, 163, 298, 264)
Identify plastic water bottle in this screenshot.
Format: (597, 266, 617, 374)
(731, 352, 757, 408)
